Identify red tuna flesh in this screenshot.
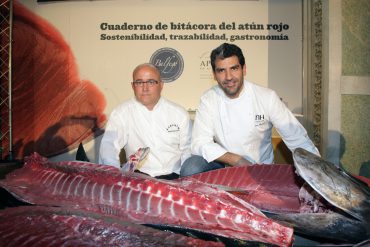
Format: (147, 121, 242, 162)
(179, 165, 305, 213)
(0, 1, 106, 159)
(0, 153, 294, 247)
(0, 206, 224, 247)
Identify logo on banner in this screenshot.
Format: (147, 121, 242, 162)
(150, 47, 184, 83)
(199, 51, 212, 80)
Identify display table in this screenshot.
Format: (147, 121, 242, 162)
(0, 160, 23, 179)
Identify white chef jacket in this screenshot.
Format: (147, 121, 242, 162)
(191, 81, 320, 164)
(99, 97, 192, 177)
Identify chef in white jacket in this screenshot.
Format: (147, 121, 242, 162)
(99, 63, 191, 179)
(180, 43, 320, 176)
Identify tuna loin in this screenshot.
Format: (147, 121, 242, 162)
(0, 206, 223, 247)
(179, 165, 304, 213)
(0, 153, 293, 247)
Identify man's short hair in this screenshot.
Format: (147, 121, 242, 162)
(210, 43, 245, 72)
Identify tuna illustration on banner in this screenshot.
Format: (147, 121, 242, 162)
(2, 1, 107, 159)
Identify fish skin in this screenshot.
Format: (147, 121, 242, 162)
(0, 205, 224, 247)
(293, 148, 370, 222)
(0, 153, 294, 247)
(269, 212, 369, 244)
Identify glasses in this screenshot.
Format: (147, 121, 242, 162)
(132, 79, 159, 87)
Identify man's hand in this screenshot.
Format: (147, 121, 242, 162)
(216, 152, 252, 166)
(234, 157, 252, 166)
(122, 147, 150, 174)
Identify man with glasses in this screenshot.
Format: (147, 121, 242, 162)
(180, 43, 320, 176)
(99, 63, 191, 180)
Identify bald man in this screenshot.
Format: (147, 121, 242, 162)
(99, 63, 191, 179)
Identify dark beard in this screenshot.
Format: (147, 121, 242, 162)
(221, 82, 243, 98)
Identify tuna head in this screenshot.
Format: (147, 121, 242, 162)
(268, 148, 370, 244)
(292, 148, 370, 223)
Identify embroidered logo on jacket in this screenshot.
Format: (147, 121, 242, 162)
(166, 124, 180, 132)
(255, 114, 265, 126)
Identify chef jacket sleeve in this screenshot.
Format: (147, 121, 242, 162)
(191, 95, 227, 162)
(268, 91, 320, 156)
(98, 110, 128, 168)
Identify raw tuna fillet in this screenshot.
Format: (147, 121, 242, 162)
(0, 205, 224, 247)
(0, 1, 106, 159)
(0, 153, 294, 247)
(178, 165, 304, 213)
